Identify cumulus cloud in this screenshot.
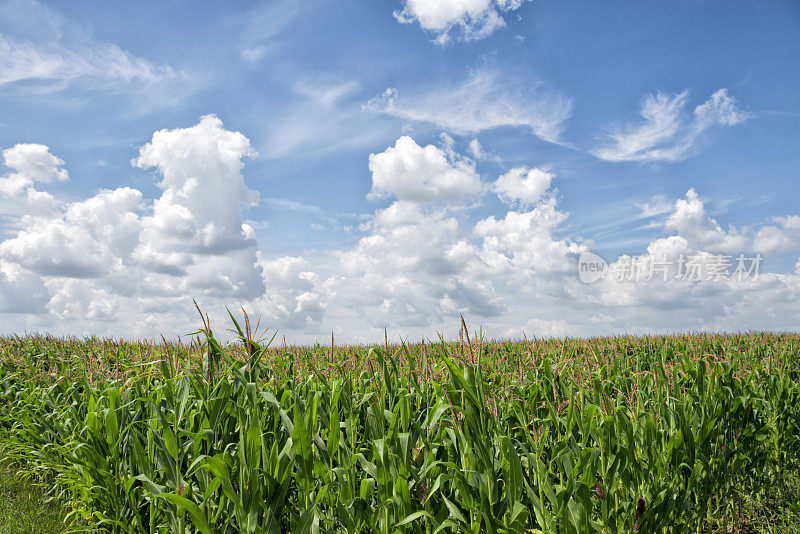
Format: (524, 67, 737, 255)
(332, 138, 509, 328)
(333, 168, 800, 338)
(493, 166, 552, 207)
(637, 188, 800, 257)
(664, 188, 748, 253)
(0, 116, 266, 303)
(593, 89, 750, 163)
(515, 317, 571, 339)
(0, 142, 67, 214)
(47, 278, 119, 322)
(367, 136, 482, 203)
(364, 69, 572, 143)
(128, 115, 265, 299)
(747, 216, 800, 255)
(0, 261, 49, 313)
(578, 188, 800, 330)
(0, 143, 67, 194)
(0, 116, 303, 331)
(394, 0, 530, 44)
(3, 125, 800, 342)
(475, 196, 586, 278)
(255, 255, 325, 329)
(132, 114, 259, 256)
(0, 187, 142, 278)
(329, 136, 586, 333)
(584, 234, 796, 331)
(335, 200, 504, 327)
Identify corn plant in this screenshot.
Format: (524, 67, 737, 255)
(0, 317, 799, 532)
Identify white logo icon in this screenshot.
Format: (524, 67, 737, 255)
(578, 251, 607, 283)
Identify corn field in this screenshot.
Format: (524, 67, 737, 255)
(1, 313, 799, 533)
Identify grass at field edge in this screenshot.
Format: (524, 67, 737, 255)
(0, 465, 67, 534)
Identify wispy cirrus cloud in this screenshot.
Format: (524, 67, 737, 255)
(0, 0, 181, 94)
(262, 72, 394, 159)
(292, 76, 360, 109)
(592, 88, 751, 163)
(236, 0, 307, 65)
(262, 197, 337, 225)
(0, 34, 179, 91)
(363, 68, 572, 143)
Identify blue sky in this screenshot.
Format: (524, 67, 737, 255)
(0, 0, 799, 342)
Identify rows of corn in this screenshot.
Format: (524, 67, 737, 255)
(1, 315, 799, 533)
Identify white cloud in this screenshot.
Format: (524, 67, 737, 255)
(394, 0, 530, 44)
(475, 196, 585, 277)
(368, 136, 482, 203)
(0, 1, 179, 93)
(292, 76, 360, 109)
(335, 200, 504, 327)
(694, 88, 751, 127)
(236, 0, 304, 65)
(636, 195, 674, 219)
(364, 68, 572, 143)
(328, 136, 585, 335)
(254, 255, 325, 329)
(752, 216, 800, 255)
(468, 138, 483, 159)
(586, 239, 793, 327)
(635, 189, 800, 257)
(664, 188, 748, 253)
(128, 115, 265, 299)
(0, 34, 177, 90)
(0, 143, 67, 214)
(0, 186, 142, 278)
(493, 166, 552, 207)
(330, 141, 507, 329)
(3, 126, 800, 342)
(0, 116, 282, 330)
(0, 143, 67, 193)
(330, 150, 800, 341)
(514, 317, 570, 339)
(132, 114, 259, 256)
(593, 89, 750, 163)
(47, 278, 119, 322)
(263, 197, 323, 214)
(577, 188, 800, 329)
(0, 260, 49, 313)
(262, 72, 392, 159)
